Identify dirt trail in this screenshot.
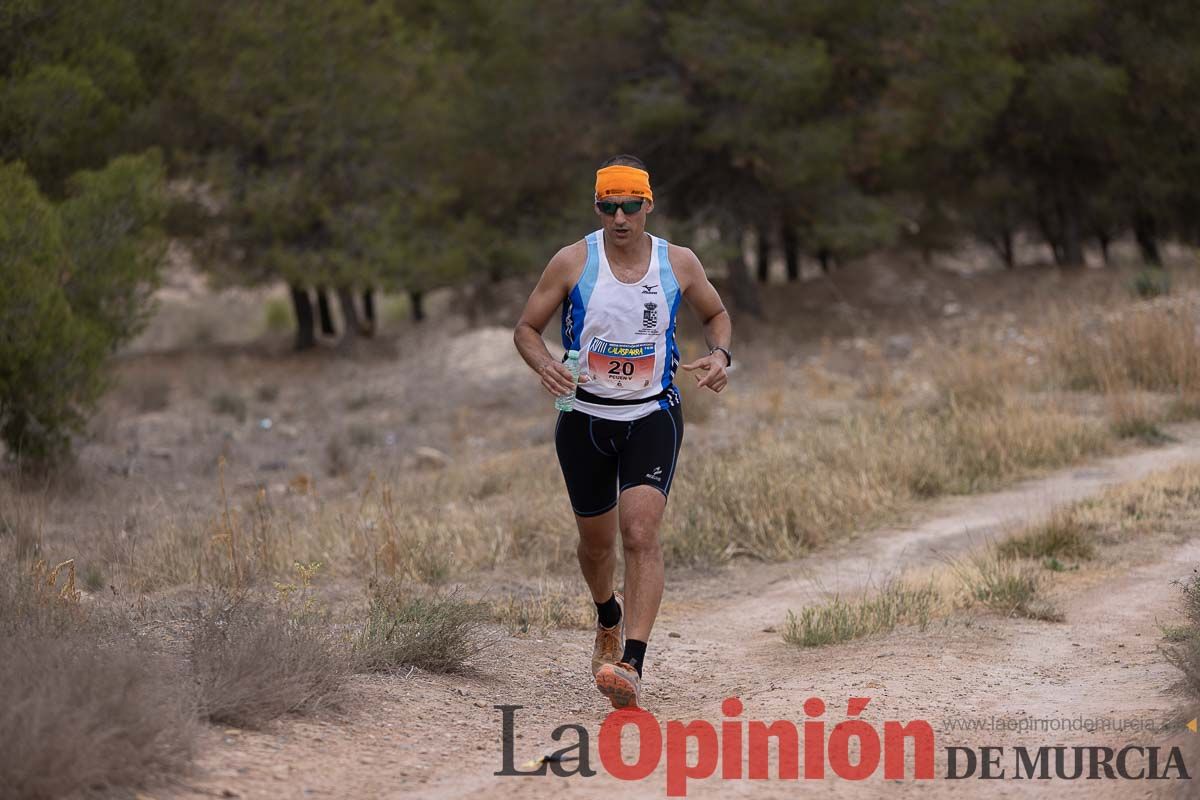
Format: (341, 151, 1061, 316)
(167, 427, 1200, 800)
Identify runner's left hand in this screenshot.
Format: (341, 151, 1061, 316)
(680, 353, 729, 393)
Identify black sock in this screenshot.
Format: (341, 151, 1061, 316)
(595, 593, 621, 628)
(622, 639, 647, 676)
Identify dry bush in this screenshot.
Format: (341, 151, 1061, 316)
(1163, 569, 1200, 700)
(189, 587, 348, 729)
(0, 569, 196, 800)
(354, 580, 498, 673)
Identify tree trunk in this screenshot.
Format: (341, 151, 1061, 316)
(409, 290, 425, 323)
(782, 224, 800, 281)
(336, 286, 361, 342)
(724, 227, 763, 319)
(289, 284, 316, 351)
(1097, 231, 1111, 266)
(1035, 211, 1062, 266)
(361, 288, 376, 337)
(755, 225, 770, 283)
(817, 247, 833, 274)
(316, 286, 335, 336)
(1133, 210, 1162, 265)
(988, 229, 1016, 269)
(1057, 201, 1084, 268)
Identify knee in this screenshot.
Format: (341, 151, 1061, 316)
(577, 538, 613, 562)
(621, 521, 661, 555)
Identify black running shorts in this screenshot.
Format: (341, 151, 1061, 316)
(554, 404, 685, 517)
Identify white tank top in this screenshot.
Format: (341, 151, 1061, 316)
(560, 229, 682, 421)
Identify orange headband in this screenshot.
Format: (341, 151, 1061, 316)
(595, 165, 653, 201)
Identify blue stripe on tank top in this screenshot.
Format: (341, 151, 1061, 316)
(658, 238, 681, 408)
(561, 232, 601, 351)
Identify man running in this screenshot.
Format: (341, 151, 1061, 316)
(513, 155, 732, 708)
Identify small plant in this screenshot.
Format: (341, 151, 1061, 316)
(210, 392, 247, 423)
(997, 511, 1095, 561)
(131, 376, 171, 413)
(325, 434, 351, 477)
(353, 580, 496, 674)
(1112, 416, 1168, 443)
(345, 392, 375, 412)
(1161, 624, 1190, 644)
(255, 383, 280, 403)
(82, 561, 106, 592)
(1131, 268, 1170, 299)
(348, 423, 376, 449)
(782, 579, 938, 648)
(951, 552, 1061, 621)
(264, 297, 292, 333)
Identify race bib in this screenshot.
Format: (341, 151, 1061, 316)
(588, 338, 656, 390)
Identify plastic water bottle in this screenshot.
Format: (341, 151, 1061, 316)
(555, 349, 581, 412)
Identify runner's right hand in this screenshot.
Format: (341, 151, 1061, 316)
(538, 361, 589, 396)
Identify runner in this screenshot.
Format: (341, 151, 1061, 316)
(513, 155, 733, 708)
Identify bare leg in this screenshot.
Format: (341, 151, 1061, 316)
(575, 507, 619, 603)
(617, 486, 667, 642)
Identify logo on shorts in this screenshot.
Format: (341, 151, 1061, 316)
(646, 466, 663, 482)
(642, 303, 658, 330)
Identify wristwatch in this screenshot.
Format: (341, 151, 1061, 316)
(709, 346, 732, 368)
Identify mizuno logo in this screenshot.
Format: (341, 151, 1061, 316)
(646, 466, 663, 481)
(642, 284, 658, 294)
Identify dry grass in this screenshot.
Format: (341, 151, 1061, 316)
(665, 398, 1108, 564)
(1043, 295, 1200, 401)
(491, 582, 593, 633)
(41, 288, 1200, 608)
(0, 480, 45, 561)
(353, 580, 498, 674)
(0, 567, 197, 800)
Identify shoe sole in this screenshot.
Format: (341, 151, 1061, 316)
(595, 668, 639, 709)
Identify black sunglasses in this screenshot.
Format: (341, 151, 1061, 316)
(595, 199, 646, 216)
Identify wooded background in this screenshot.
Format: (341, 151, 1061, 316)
(3, 0, 1199, 456)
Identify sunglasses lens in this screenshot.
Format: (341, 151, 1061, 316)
(597, 201, 619, 215)
(621, 201, 644, 214)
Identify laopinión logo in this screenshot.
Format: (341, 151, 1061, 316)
(494, 697, 1191, 797)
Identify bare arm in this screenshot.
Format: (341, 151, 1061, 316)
(513, 241, 591, 396)
(673, 245, 732, 393)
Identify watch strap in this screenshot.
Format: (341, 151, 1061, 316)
(709, 346, 732, 367)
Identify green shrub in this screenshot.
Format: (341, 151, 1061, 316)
(0, 155, 164, 463)
(264, 297, 292, 332)
(1131, 268, 1170, 299)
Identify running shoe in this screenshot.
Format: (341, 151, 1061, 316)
(595, 661, 640, 709)
(591, 591, 624, 676)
